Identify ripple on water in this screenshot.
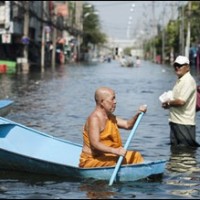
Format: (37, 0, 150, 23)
(1, 60, 200, 199)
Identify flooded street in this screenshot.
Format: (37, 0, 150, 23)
(0, 59, 200, 199)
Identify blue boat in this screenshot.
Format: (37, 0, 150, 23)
(0, 99, 14, 117)
(0, 116, 167, 183)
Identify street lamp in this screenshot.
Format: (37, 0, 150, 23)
(84, 3, 92, 8)
(130, 3, 135, 12)
(127, 3, 135, 39)
(84, 11, 98, 18)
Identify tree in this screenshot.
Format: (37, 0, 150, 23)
(82, 3, 107, 49)
(143, 1, 200, 64)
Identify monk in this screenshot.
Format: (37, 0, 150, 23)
(79, 87, 147, 168)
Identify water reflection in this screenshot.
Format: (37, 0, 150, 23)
(80, 180, 115, 199)
(0, 60, 200, 198)
(166, 146, 200, 198)
(167, 146, 199, 173)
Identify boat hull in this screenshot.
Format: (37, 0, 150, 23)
(0, 117, 167, 182)
(0, 149, 166, 182)
(0, 99, 14, 117)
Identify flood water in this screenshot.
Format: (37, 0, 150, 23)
(0, 59, 200, 199)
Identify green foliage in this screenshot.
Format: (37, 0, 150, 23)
(144, 1, 200, 64)
(82, 3, 107, 47)
(189, 1, 200, 43)
(123, 47, 132, 55)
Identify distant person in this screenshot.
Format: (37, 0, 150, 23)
(79, 87, 147, 168)
(120, 56, 127, 67)
(162, 55, 200, 147)
(136, 56, 141, 67)
(107, 55, 111, 63)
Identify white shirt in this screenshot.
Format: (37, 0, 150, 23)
(169, 72, 197, 125)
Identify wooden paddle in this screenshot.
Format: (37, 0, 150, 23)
(109, 111, 145, 186)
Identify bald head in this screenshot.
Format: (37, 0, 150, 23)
(94, 87, 115, 104)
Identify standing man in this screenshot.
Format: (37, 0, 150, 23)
(162, 55, 200, 147)
(79, 87, 147, 168)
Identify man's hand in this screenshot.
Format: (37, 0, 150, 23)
(162, 101, 170, 109)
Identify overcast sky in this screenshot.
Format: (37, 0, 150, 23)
(88, 1, 187, 41)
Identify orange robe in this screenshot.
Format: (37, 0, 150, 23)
(79, 114, 144, 168)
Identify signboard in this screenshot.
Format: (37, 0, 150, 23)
(2, 33, 11, 43)
(0, 5, 6, 24)
(0, 21, 13, 34)
(56, 4, 68, 17)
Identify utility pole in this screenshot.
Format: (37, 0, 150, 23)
(161, 2, 166, 64)
(161, 24, 165, 64)
(185, 1, 191, 58)
(152, 1, 156, 62)
(23, 1, 29, 71)
(41, 1, 46, 73)
(75, 1, 83, 61)
(179, 3, 185, 55)
(51, 5, 57, 69)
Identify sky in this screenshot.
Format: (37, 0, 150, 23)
(87, 1, 187, 41)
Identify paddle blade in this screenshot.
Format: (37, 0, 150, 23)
(109, 156, 123, 186)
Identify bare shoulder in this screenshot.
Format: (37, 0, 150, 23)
(85, 110, 100, 128)
(87, 109, 106, 132)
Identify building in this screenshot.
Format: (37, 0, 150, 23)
(107, 37, 144, 58)
(0, 1, 86, 71)
(0, 1, 44, 69)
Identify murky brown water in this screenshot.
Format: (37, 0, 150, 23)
(0, 60, 200, 199)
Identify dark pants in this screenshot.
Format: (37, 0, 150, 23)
(169, 122, 200, 147)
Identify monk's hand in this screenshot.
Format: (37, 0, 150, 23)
(116, 147, 127, 157)
(138, 104, 147, 113)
